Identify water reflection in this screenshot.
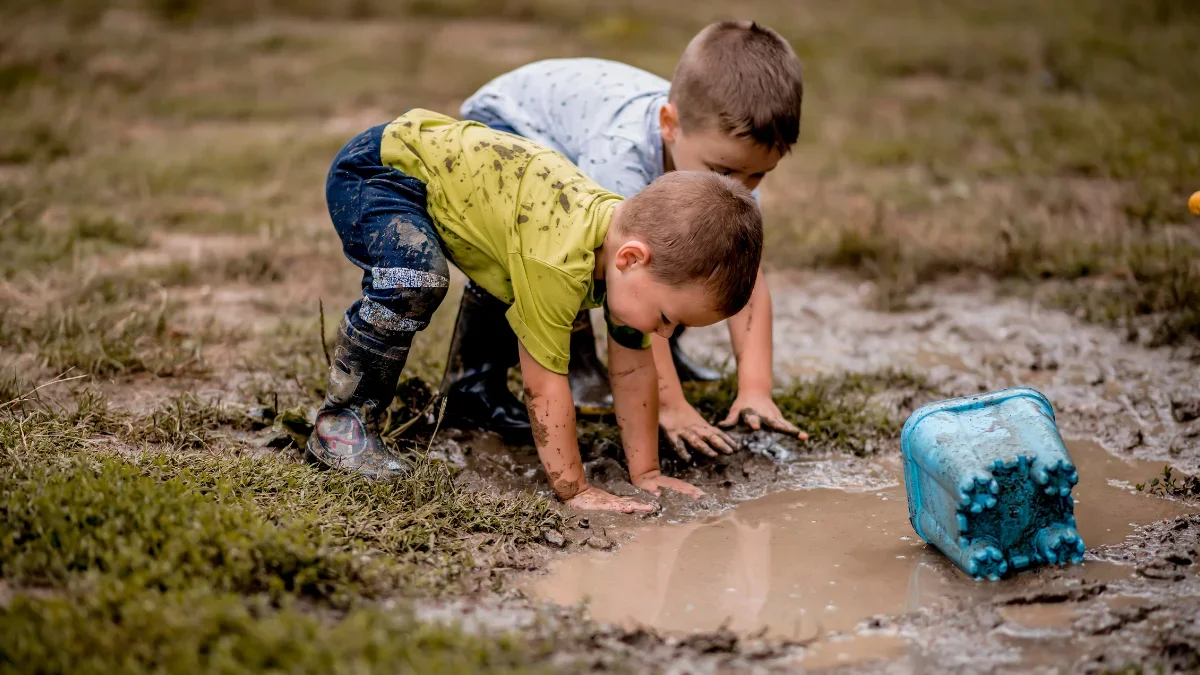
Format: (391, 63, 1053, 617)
(530, 441, 1195, 662)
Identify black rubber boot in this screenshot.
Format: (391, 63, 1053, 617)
(306, 313, 411, 479)
(568, 311, 614, 415)
(670, 325, 722, 383)
(440, 282, 533, 444)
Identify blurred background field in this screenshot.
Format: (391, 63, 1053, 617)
(0, 0, 1198, 671)
(3, 0, 1198, 392)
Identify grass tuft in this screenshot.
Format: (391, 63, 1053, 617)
(0, 296, 202, 377)
(1, 584, 557, 675)
(0, 392, 570, 672)
(2, 394, 562, 595)
(1136, 465, 1200, 500)
(686, 368, 935, 455)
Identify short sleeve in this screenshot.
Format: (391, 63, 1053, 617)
(578, 136, 654, 198)
(506, 257, 587, 374)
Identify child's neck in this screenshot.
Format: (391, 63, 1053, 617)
(594, 207, 620, 281)
(661, 135, 676, 174)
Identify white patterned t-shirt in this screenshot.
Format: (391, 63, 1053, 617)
(461, 58, 669, 199)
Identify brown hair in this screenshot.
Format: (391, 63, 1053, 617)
(669, 20, 804, 154)
(617, 171, 763, 317)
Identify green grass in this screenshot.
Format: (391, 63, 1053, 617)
(0, 295, 203, 377)
(1137, 466, 1200, 500)
(759, 0, 1200, 340)
(60, 393, 560, 575)
(0, 394, 570, 673)
(4, 0, 1198, 344)
(2, 586, 557, 675)
(801, 194, 1200, 341)
(1, 446, 378, 604)
(0, 195, 148, 281)
(684, 368, 934, 455)
(70, 248, 288, 305)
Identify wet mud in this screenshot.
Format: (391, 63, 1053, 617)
(437, 271, 1200, 672)
(683, 272, 1200, 470)
(525, 441, 1196, 668)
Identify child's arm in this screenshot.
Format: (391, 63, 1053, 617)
(518, 342, 656, 513)
(719, 269, 807, 438)
(608, 335, 704, 498)
(653, 336, 738, 460)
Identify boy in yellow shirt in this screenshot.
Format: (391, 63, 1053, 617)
(310, 109, 763, 512)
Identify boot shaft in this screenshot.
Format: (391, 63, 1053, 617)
(440, 282, 518, 391)
(325, 310, 411, 413)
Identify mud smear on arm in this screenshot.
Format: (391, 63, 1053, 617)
(522, 386, 551, 448)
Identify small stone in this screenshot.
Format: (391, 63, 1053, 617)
(1114, 427, 1144, 452)
(246, 406, 277, 429)
(681, 629, 738, 653)
(542, 529, 566, 548)
(256, 429, 295, 449)
(585, 535, 615, 551)
(1170, 397, 1200, 423)
(1137, 561, 1185, 581)
(1169, 424, 1200, 456)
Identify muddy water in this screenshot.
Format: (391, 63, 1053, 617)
(529, 441, 1196, 663)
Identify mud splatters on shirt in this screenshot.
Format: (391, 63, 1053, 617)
(380, 109, 625, 374)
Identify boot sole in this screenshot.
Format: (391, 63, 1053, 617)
(304, 441, 334, 471)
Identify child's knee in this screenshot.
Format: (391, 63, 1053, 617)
(408, 272, 450, 317)
(357, 268, 449, 337)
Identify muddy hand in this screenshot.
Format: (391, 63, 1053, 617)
(659, 402, 738, 460)
(566, 486, 658, 513)
(633, 471, 705, 499)
(720, 392, 808, 439)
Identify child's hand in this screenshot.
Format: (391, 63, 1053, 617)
(566, 486, 659, 513)
(719, 390, 808, 439)
(632, 470, 705, 499)
(659, 401, 738, 460)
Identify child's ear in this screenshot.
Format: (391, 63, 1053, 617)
(659, 103, 680, 144)
(614, 240, 651, 271)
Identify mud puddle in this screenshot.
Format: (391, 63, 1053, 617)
(528, 440, 1196, 667)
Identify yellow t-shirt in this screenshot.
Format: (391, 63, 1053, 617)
(380, 109, 630, 374)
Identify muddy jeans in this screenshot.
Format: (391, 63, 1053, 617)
(326, 123, 450, 342)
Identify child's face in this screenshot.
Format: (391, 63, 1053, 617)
(660, 104, 784, 192)
(603, 239, 727, 337)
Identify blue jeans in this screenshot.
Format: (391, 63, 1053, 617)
(325, 124, 450, 340)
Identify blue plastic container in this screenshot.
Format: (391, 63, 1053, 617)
(900, 387, 1083, 580)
